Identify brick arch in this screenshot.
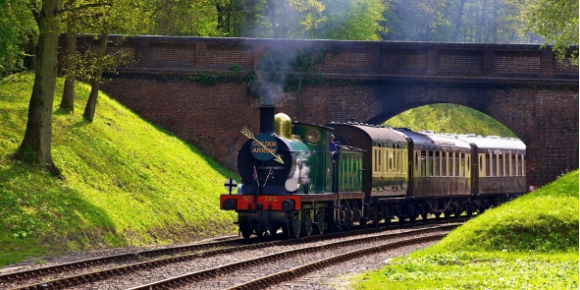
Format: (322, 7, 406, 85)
(364, 86, 530, 141)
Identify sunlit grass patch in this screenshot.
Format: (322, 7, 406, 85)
(357, 252, 578, 290)
(354, 170, 579, 290)
(0, 72, 238, 266)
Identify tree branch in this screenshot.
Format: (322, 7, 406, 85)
(56, 2, 111, 16)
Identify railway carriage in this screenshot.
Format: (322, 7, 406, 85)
(459, 135, 526, 202)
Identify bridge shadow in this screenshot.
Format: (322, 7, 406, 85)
(0, 163, 125, 267)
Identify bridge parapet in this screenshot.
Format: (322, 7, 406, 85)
(83, 35, 578, 86)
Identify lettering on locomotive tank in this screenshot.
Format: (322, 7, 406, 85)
(250, 133, 279, 161)
(264, 196, 278, 203)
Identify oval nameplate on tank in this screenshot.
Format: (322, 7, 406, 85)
(251, 133, 278, 161)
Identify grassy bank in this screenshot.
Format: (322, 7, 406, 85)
(354, 170, 579, 289)
(0, 73, 237, 266)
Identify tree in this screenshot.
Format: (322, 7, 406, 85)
(15, 0, 109, 177)
(314, 0, 386, 40)
(15, 0, 63, 176)
(452, 0, 467, 41)
(382, 0, 450, 41)
(82, 1, 132, 122)
(519, 0, 579, 65)
(0, 1, 37, 77)
(59, 8, 80, 113)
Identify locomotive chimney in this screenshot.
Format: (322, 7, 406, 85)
(259, 105, 276, 135)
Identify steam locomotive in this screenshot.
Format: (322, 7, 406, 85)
(220, 105, 526, 239)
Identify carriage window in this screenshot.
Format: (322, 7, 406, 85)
(520, 155, 525, 176)
(499, 154, 504, 176)
(479, 155, 483, 175)
(454, 153, 460, 177)
(389, 151, 393, 172)
(421, 151, 427, 177)
(485, 154, 490, 176)
(427, 151, 433, 176)
(491, 154, 497, 176)
(511, 154, 516, 176)
(460, 153, 465, 177)
(441, 152, 447, 177)
(379, 149, 383, 172)
(415, 152, 419, 171)
(466, 155, 471, 175)
(396, 150, 400, 173)
(374, 149, 379, 173)
(434, 152, 440, 176)
(448, 152, 453, 177)
(404, 149, 408, 173)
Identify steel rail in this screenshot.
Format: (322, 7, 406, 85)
(0, 235, 240, 284)
(4, 219, 464, 290)
(128, 226, 456, 289)
(226, 234, 445, 290)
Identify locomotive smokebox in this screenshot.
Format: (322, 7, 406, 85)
(259, 105, 276, 135)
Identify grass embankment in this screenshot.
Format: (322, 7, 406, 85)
(0, 73, 237, 267)
(384, 103, 516, 137)
(354, 170, 579, 289)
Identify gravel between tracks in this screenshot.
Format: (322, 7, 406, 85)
(73, 228, 443, 289)
(2, 227, 443, 290)
(266, 241, 437, 290)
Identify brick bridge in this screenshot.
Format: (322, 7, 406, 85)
(89, 36, 578, 187)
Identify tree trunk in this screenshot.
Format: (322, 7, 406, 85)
(83, 31, 108, 122)
(60, 24, 76, 114)
(476, 0, 488, 42)
(452, 0, 467, 42)
(16, 0, 62, 177)
(491, 0, 498, 42)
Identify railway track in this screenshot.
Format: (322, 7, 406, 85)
(1, 219, 464, 290)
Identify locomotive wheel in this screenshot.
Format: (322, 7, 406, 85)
(444, 211, 451, 220)
(359, 216, 368, 229)
(292, 211, 302, 238)
(372, 207, 380, 228)
(266, 210, 275, 234)
(467, 209, 474, 218)
(303, 209, 313, 236)
(240, 224, 252, 239)
(315, 209, 325, 235)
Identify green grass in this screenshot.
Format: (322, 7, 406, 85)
(0, 72, 238, 266)
(354, 170, 579, 290)
(384, 104, 516, 137)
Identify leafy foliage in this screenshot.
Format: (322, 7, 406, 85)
(0, 0, 37, 77)
(0, 73, 237, 266)
(313, 0, 386, 40)
(518, 0, 579, 65)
